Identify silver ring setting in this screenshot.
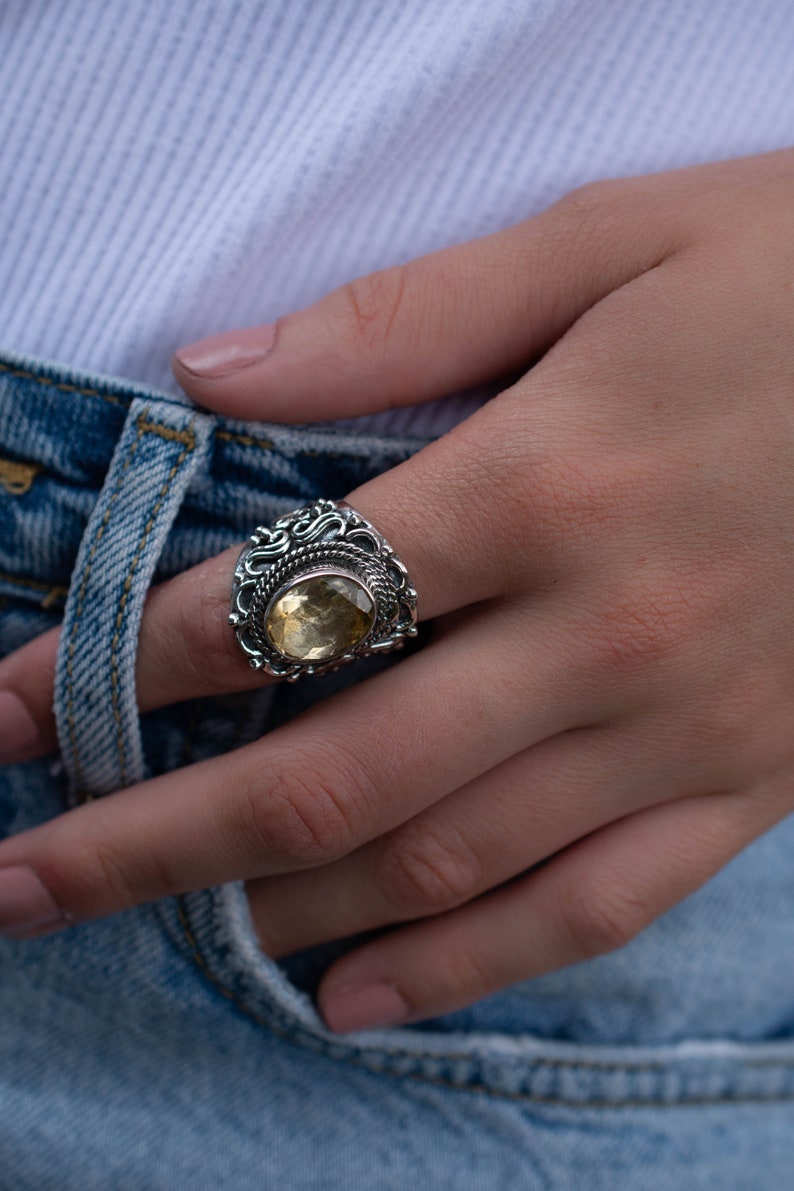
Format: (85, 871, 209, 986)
(229, 499, 418, 680)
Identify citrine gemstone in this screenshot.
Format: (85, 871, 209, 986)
(265, 573, 375, 661)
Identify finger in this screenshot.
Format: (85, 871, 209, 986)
(0, 630, 59, 761)
(0, 607, 591, 936)
(245, 718, 716, 959)
(0, 544, 252, 758)
(316, 783, 787, 1032)
(1, 337, 588, 763)
(172, 177, 683, 422)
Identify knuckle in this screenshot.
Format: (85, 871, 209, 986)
(685, 670, 793, 781)
(552, 176, 649, 238)
(180, 586, 238, 680)
(455, 431, 598, 579)
(585, 575, 704, 679)
(146, 556, 242, 693)
(683, 682, 751, 760)
(52, 831, 140, 915)
(554, 177, 620, 219)
(376, 822, 484, 914)
(535, 450, 649, 539)
(559, 874, 652, 959)
(548, 174, 681, 282)
(489, 437, 634, 552)
(337, 263, 411, 351)
(550, 178, 635, 255)
(531, 452, 614, 536)
(237, 747, 366, 869)
(441, 938, 501, 1000)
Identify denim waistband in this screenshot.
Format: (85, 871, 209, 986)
(0, 347, 429, 592)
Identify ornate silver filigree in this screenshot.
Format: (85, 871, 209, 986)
(229, 499, 418, 680)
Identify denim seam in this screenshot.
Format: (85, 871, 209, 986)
(215, 429, 275, 451)
(215, 428, 384, 463)
(173, 895, 794, 1106)
(0, 362, 123, 405)
(0, 571, 69, 609)
(137, 415, 196, 447)
(107, 416, 196, 787)
(4, 359, 411, 462)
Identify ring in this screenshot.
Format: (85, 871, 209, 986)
(229, 498, 418, 681)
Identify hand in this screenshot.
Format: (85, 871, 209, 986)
(1, 149, 793, 1035)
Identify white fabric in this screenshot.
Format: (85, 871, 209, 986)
(0, 0, 792, 437)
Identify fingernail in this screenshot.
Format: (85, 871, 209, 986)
(0, 865, 69, 939)
(0, 691, 41, 763)
(321, 981, 410, 1033)
(174, 324, 278, 378)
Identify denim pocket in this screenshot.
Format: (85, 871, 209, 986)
(157, 857, 794, 1111)
(147, 648, 794, 1110)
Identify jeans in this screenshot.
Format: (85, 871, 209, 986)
(1, 347, 793, 1190)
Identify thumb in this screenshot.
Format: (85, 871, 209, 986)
(173, 178, 678, 423)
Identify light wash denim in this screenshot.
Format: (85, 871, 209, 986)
(0, 347, 793, 1189)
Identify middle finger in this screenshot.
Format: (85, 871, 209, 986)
(0, 602, 593, 933)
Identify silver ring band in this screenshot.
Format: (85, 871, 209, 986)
(229, 498, 418, 680)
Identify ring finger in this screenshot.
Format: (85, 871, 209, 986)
(245, 715, 702, 958)
(0, 403, 555, 760)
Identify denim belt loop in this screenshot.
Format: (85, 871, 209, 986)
(53, 395, 213, 805)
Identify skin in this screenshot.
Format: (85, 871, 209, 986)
(0, 148, 793, 1033)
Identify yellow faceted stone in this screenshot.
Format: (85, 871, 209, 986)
(266, 573, 375, 661)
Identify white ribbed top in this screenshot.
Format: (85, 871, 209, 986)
(1, 0, 792, 436)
